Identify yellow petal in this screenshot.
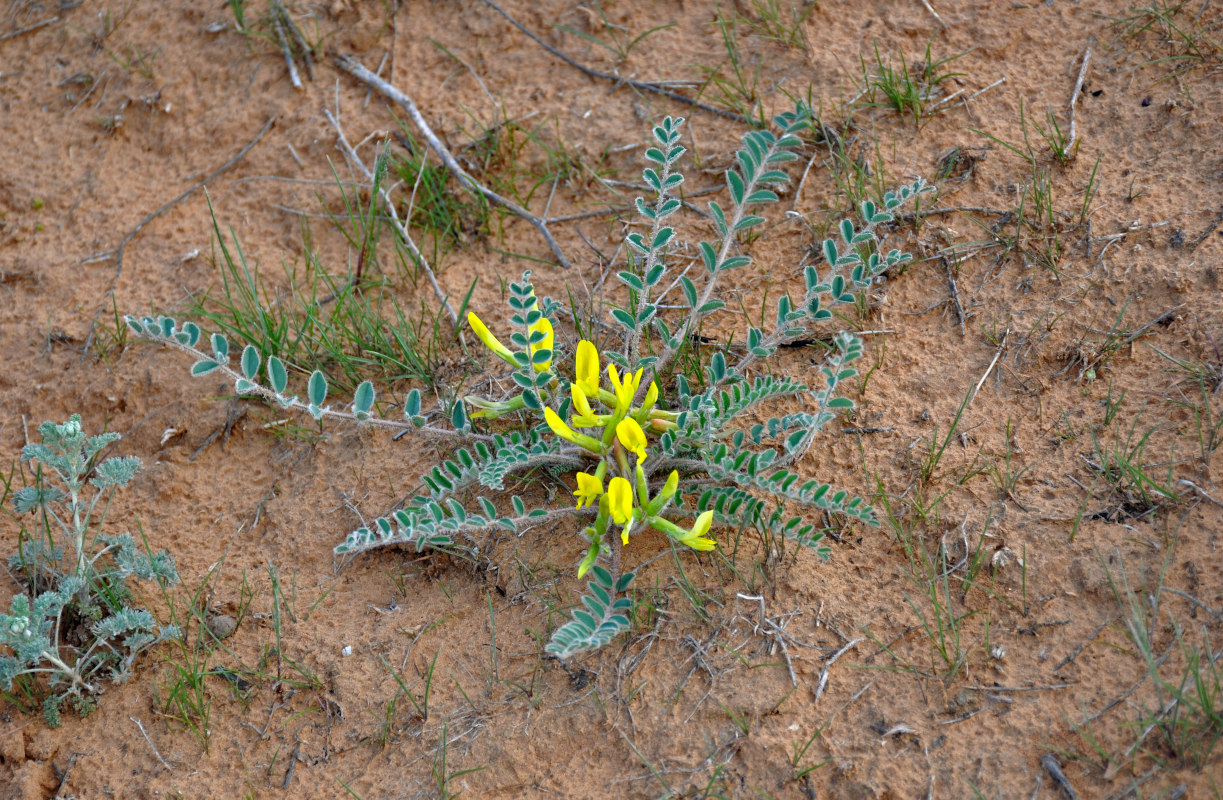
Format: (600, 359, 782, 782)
(544, 407, 577, 443)
(572, 384, 594, 418)
(675, 511, 716, 551)
(607, 363, 623, 396)
(467, 312, 516, 366)
(530, 317, 554, 373)
(643, 381, 659, 410)
(608, 477, 633, 525)
(607, 364, 642, 413)
(576, 340, 600, 395)
(616, 418, 648, 461)
(680, 534, 717, 551)
(690, 510, 714, 539)
(574, 471, 603, 509)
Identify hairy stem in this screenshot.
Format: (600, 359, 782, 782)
(650, 134, 793, 381)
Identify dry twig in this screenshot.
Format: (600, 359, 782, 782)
(944, 256, 966, 335)
(478, 0, 748, 123)
(322, 108, 459, 326)
(737, 593, 803, 687)
(131, 717, 173, 772)
(814, 638, 861, 705)
(333, 53, 572, 268)
(1066, 44, 1093, 154)
(968, 328, 1008, 406)
(918, 0, 946, 28)
(1040, 753, 1080, 800)
(1053, 617, 1112, 672)
(0, 15, 58, 41)
(271, 16, 301, 88)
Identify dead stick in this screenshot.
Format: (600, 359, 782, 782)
(282, 739, 301, 789)
(1077, 649, 1171, 727)
(1165, 587, 1223, 621)
(86, 116, 276, 352)
(814, 638, 861, 705)
(0, 15, 58, 41)
(1188, 209, 1223, 250)
(272, 0, 313, 80)
(1053, 618, 1112, 672)
(965, 682, 1070, 692)
(131, 717, 173, 772)
(968, 328, 1008, 406)
(272, 17, 301, 89)
(1041, 754, 1081, 800)
(919, 0, 946, 27)
(334, 53, 572, 269)
(323, 108, 458, 326)
(1066, 45, 1092, 154)
(943, 256, 966, 336)
(478, 0, 748, 124)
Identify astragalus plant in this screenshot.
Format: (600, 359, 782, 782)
(2, 415, 179, 725)
(130, 106, 929, 659)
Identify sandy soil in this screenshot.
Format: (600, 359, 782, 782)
(1, 0, 1221, 797)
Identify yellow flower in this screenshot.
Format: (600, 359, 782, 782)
(574, 471, 603, 509)
(642, 381, 659, 411)
(544, 407, 603, 453)
(646, 469, 679, 516)
(530, 316, 554, 373)
(571, 384, 601, 427)
(616, 418, 648, 461)
(607, 364, 643, 413)
(661, 469, 678, 499)
(467, 312, 517, 367)
(575, 340, 600, 395)
(607, 477, 633, 525)
(678, 510, 717, 551)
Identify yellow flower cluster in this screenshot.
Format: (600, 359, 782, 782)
(463, 315, 717, 576)
(547, 339, 715, 571)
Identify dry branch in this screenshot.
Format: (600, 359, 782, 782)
(1041, 754, 1081, 800)
(0, 15, 58, 41)
(333, 53, 573, 268)
(478, 0, 748, 123)
(1066, 45, 1093, 154)
(323, 108, 458, 326)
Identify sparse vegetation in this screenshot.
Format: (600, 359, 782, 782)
(2, 1, 1220, 797)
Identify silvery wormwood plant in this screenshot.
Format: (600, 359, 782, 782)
(129, 106, 929, 659)
(2, 415, 179, 725)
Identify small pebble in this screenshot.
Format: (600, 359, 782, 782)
(206, 614, 237, 640)
(341, 645, 353, 657)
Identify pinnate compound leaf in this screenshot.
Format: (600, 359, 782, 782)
(546, 569, 636, 659)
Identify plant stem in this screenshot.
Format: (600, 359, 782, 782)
(628, 154, 678, 366)
(650, 133, 793, 381)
